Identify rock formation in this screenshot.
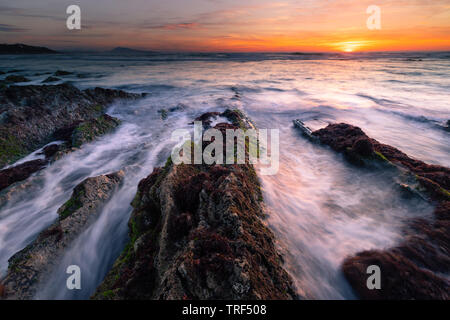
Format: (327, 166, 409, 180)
(93, 110, 297, 300)
(0, 83, 144, 168)
(0, 171, 124, 299)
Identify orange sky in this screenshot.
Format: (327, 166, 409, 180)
(1, 0, 450, 52)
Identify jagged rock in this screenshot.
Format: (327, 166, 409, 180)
(352, 137, 374, 157)
(0, 171, 124, 300)
(71, 114, 121, 147)
(0, 112, 121, 192)
(42, 76, 60, 83)
(4, 75, 30, 83)
(304, 122, 450, 299)
(54, 70, 73, 76)
(292, 119, 317, 141)
(0, 83, 143, 167)
(0, 159, 47, 191)
(194, 112, 221, 125)
(93, 110, 297, 300)
(41, 144, 60, 158)
(157, 104, 188, 120)
(157, 109, 169, 120)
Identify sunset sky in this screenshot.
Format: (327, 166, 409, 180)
(1, 0, 450, 52)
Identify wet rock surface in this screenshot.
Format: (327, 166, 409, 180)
(42, 76, 60, 83)
(0, 110, 121, 191)
(94, 110, 297, 300)
(309, 123, 450, 299)
(0, 83, 143, 167)
(0, 171, 124, 300)
(71, 114, 121, 148)
(0, 159, 47, 192)
(0, 143, 65, 192)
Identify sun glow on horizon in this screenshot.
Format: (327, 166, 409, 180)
(335, 41, 365, 53)
(1, 1, 450, 52)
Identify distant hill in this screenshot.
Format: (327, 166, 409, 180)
(0, 43, 58, 54)
(108, 47, 157, 55)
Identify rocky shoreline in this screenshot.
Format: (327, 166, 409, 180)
(0, 78, 447, 300)
(0, 83, 143, 168)
(93, 110, 298, 300)
(0, 83, 143, 191)
(0, 103, 297, 300)
(294, 120, 449, 299)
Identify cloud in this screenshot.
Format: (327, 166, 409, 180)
(0, 23, 28, 32)
(0, 5, 63, 21)
(146, 22, 202, 30)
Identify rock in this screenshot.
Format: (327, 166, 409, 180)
(351, 137, 374, 157)
(0, 113, 121, 191)
(0, 83, 142, 167)
(445, 120, 450, 132)
(307, 122, 450, 299)
(169, 103, 188, 112)
(41, 144, 60, 158)
(0, 171, 124, 300)
(54, 70, 73, 76)
(93, 110, 297, 300)
(188, 112, 221, 127)
(157, 109, 169, 120)
(343, 249, 449, 299)
(71, 114, 121, 148)
(312, 123, 367, 153)
(42, 76, 60, 83)
(4, 75, 30, 83)
(293, 119, 317, 141)
(0, 159, 47, 191)
(158, 104, 188, 120)
(195, 111, 221, 122)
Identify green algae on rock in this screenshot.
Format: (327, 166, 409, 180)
(0, 83, 143, 167)
(71, 114, 121, 148)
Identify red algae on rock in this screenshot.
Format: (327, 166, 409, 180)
(309, 123, 449, 299)
(93, 110, 297, 300)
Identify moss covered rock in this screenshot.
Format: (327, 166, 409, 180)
(71, 114, 121, 148)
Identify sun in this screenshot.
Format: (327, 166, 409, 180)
(334, 41, 364, 53)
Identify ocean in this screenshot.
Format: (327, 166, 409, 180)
(0, 51, 449, 299)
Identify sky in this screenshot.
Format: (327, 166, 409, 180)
(1, 0, 450, 52)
